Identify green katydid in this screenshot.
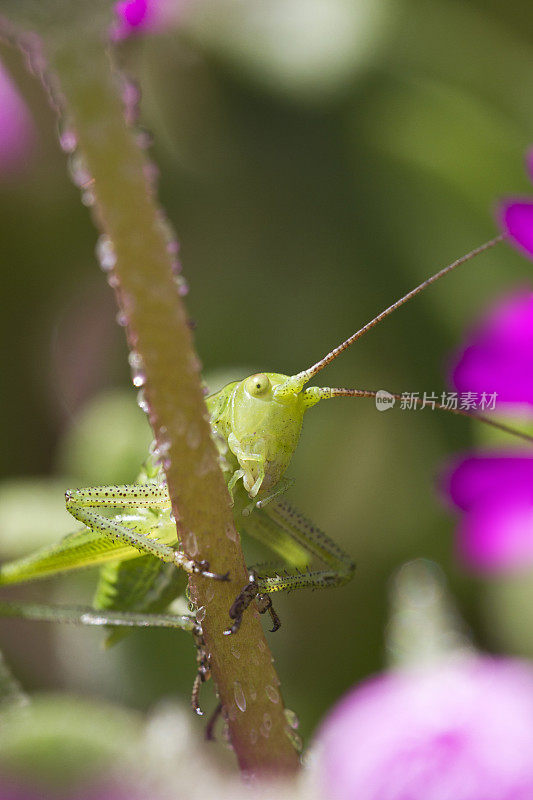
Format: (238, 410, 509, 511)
(0, 233, 528, 711)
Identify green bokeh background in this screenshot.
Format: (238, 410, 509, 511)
(2, 0, 533, 757)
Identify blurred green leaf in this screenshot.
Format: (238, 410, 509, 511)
(0, 694, 141, 790)
(56, 389, 153, 485)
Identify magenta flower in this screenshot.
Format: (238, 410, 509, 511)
(444, 454, 533, 570)
(316, 656, 533, 800)
(0, 61, 34, 176)
(444, 291, 533, 572)
(112, 0, 186, 39)
(451, 291, 533, 405)
(499, 149, 533, 259)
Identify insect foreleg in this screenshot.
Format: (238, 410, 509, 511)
(254, 477, 295, 510)
(227, 433, 266, 497)
(255, 591, 281, 632)
(223, 568, 281, 635)
(223, 569, 261, 636)
(191, 623, 211, 716)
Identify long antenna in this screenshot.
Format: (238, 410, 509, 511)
(279, 235, 504, 395)
(311, 387, 533, 445)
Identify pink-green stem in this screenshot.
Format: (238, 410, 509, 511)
(1, 7, 300, 777)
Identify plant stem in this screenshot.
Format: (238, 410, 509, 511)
(1, 7, 300, 776)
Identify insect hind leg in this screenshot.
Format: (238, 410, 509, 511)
(225, 500, 355, 634)
(66, 483, 229, 581)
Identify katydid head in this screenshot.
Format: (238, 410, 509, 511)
(210, 364, 359, 498)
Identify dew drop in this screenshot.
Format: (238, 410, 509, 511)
(143, 162, 159, 187)
(249, 728, 258, 745)
(107, 273, 120, 289)
(284, 708, 299, 730)
(186, 531, 199, 556)
(59, 124, 77, 153)
(174, 409, 187, 436)
(221, 721, 231, 745)
(96, 235, 117, 272)
(225, 523, 239, 543)
(116, 311, 128, 327)
(285, 728, 303, 752)
(171, 258, 182, 274)
(132, 371, 146, 388)
(129, 351, 143, 370)
(68, 152, 92, 188)
(265, 685, 280, 704)
(157, 439, 171, 464)
(174, 275, 189, 296)
(195, 606, 206, 624)
(233, 681, 246, 713)
(188, 352, 202, 374)
(136, 127, 153, 149)
(137, 390, 149, 414)
(81, 188, 95, 206)
(122, 78, 141, 123)
(128, 352, 147, 388)
(186, 423, 201, 450)
(195, 449, 214, 478)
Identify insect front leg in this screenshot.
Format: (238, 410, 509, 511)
(191, 623, 211, 716)
(227, 433, 266, 498)
(223, 569, 260, 636)
(253, 477, 295, 510)
(65, 483, 229, 581)
(223, 568, 282, 636)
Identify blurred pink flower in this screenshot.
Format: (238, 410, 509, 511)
(444, 455, 533, 570)
(112, 0, 186, 39)
(451, 292, 533, 405)
(0, 61, 34, 176)
(444, 291, 533, 572)
(316, 656, 533, 800)
(499, 149, 533, 259)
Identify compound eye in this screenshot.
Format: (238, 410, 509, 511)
(245, 373, 271, 397)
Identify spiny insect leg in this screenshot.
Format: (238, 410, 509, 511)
(262, 500, 356, 584)
(223, 570, 260, 636)
(191, 624, 211, 716)
(0, 599, 196, 630)
(225, 501, 355, 633)
(65, 482, 170, 509)
(255, 592, 281, 632)
(253, 477, 295, 510)
(65, 494, 229, 581)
